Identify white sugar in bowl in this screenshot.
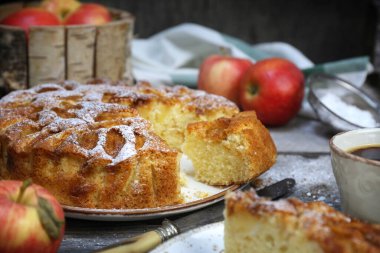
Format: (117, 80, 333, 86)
(307, 73, 380, 131)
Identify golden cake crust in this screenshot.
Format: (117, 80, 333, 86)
(0, 81, 238, 209)
(225, 190, 380, 253)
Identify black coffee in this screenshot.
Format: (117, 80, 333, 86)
(349, 145, 380, 161)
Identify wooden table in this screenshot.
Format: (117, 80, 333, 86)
(59, 114, 340, 253)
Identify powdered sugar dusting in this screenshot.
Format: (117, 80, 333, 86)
(81, 126, 137, 166)
(256, 154, 340, 208)
(74, 102, 130, 123)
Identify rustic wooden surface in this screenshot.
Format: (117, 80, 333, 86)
(96, 21, 128, 82)
(0, 3, 134, 89)
(58, 114, 341, 253)
(29, 26, 65, 86)
(122, 11, 134, 81)
(66, 25, 96, 83)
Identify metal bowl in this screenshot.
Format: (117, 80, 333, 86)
(307, 73, 380, 132)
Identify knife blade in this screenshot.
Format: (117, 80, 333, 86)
(255, 178, 296, 200)
(94, 178, 296, 253)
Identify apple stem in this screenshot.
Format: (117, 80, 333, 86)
(16, 178, 32, 203)
(248, 84, 259, 96)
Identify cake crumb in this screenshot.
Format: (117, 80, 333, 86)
(195, 191, 209, 199)
(180, 173, 188, 187)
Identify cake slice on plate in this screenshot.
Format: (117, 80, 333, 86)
(182, 111, 276, 186)
(224, 190, 380, 253)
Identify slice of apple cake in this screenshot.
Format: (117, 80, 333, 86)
(224, 190, 380, 253)
(182, 111, 276, 186)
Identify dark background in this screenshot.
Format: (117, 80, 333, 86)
(82, 0, 377, 65)
(1, 0, 378, 66)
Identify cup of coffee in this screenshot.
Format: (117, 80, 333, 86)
(330, 128, 380, 223)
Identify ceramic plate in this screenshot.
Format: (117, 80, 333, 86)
(151, 221, 224, 253)
(63, 155, 241, 221)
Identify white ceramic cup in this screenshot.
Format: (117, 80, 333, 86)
(330, 128, 380, 223)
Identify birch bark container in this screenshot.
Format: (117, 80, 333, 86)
(0, 2, 134, 91)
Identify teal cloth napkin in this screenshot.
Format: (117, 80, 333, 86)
(223, 33, 370, 86)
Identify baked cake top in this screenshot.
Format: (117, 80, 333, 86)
(0, 81, 238, 116)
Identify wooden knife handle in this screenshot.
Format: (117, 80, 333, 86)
(96, 230, 162, 253)
(95, 220, 179, 253)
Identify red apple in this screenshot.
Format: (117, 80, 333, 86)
(0, 8, 61, 35)
(238, 58, 304, 126)
(41, 0, 81, 20)
(0, 179, 65, 253)
(64, 3, 111, 25)
(198, 55, 253, 103)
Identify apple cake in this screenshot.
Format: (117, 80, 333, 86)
(182, 111, 276, 185)
(0, 81, 241, 208)
(224, 190, 380, 253)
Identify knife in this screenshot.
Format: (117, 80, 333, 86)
(95, 178, 296, 253)
(255, 178, 295, 200)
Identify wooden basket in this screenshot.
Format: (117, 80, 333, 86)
(0, 2, 134, 91)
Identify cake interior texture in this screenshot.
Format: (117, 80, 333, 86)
(182, 111, 277, 186)
(224, 190, 380, 253)
(136, 98, 237, 150)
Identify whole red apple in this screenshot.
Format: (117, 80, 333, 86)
(198, 55, 253, 104)
(64, 3, 111, 25)
(0, 179, 65, 253)
(238, 58, 304, 126)
(0, 8, 61, 35)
